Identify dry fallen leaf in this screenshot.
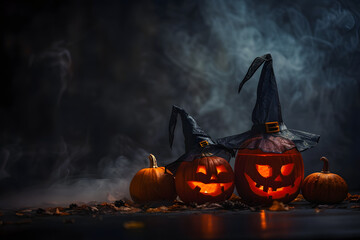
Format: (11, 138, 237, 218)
(315, 208, 322, 213)
(117, 206, 142, 213)
(167, 204, 188, 211)
(345, 193, 352, 200)
(123, 221, 145, 229)
(349, 194, 360, 203)
(291, 194, 305, 202)
(19, 209, 33, 213)
(54, 208, 70, 216)
(89, 207, 99, 213)
(229, 193, 241, 201)
(146, 206, 168, 213)
(268, 201, 289, 211)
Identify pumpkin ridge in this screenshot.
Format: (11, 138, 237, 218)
(301, 156, 348, 204)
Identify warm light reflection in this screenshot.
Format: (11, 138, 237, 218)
(260, 210, 267, 230)
(200, 214, 223, 239)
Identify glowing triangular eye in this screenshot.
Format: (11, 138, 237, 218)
(196, 165, 207, 174)
(256, 164, 272, 178)
(281, 163, 294, 176)
(216, 165, 227, 174)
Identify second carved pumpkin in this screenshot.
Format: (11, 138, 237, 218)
(175, 153, 234, 204)
(167, 106, 234, 204)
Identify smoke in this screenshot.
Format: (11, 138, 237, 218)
(1, 0, 360, 207)
(158, 0, 360, 184)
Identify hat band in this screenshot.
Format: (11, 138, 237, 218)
(252, 122, 286, 133)
(199, 140, 209, 147)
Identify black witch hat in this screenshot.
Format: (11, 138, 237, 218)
(166, 105, 233, 173)
(217, 54, 320, 153)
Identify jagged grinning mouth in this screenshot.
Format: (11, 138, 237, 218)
(187, 181, 233, 196)
(244, 173, 301, 199)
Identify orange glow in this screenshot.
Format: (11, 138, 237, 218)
(197, 165, 207, 174)
(274, 175, 282, 181)
(281, 163, 294, 176)
(260, 210, 267, 230)
(237, 153, 299, 157)
(199, 214, 223, 239)
(187, 181, 233, 196)
(256, 164, 272, 178)
(245, 173, 301, 199)
(216, 165, 227, 174)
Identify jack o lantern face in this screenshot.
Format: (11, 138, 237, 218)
(235, 148, 304, 205)
(187, 164, 233, 196)
(175, 154, 235, 204)
(244, 162, 301, 199)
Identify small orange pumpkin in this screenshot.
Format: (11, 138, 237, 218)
(129, 154, 176, 203)
(301, 156, 348, 204)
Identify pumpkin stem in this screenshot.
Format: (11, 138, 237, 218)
(148, 154, 158, 168)
(320, 156, 330, 173)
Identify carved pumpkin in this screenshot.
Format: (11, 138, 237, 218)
(175, 153, 234, 204)
(301, 157, 348, 204)
(217, 54, 319, 206)
(129, 154, 176, 203)
(235, 146, 304, 205)
(166, 105, 234, 204)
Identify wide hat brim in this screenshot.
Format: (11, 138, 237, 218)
(166, 145, 233, 174)
(217, 127, 320, 153)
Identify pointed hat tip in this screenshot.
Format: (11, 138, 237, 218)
(261, 53, 272, 60)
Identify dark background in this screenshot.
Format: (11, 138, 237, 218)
(1, 0, 359, 207)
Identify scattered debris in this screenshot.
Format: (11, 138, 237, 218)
(347, 194, 360, 203)
(36, 208, 46, 214)
(229, 193, 242, 201)
(268, 201, 289, 211)
(114, 200, 125, 207)
(221, 200, 248, 210)
(315, 208, 322, 213)
(55, 208, 70, 216)
(167, 203, 188, 211)
(69, 203, 78, 209)
(1, 192, 359, 219)
(88, 206, 99, 213)
(146, 206, 169, 213)
(291, 194, 305, 202)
